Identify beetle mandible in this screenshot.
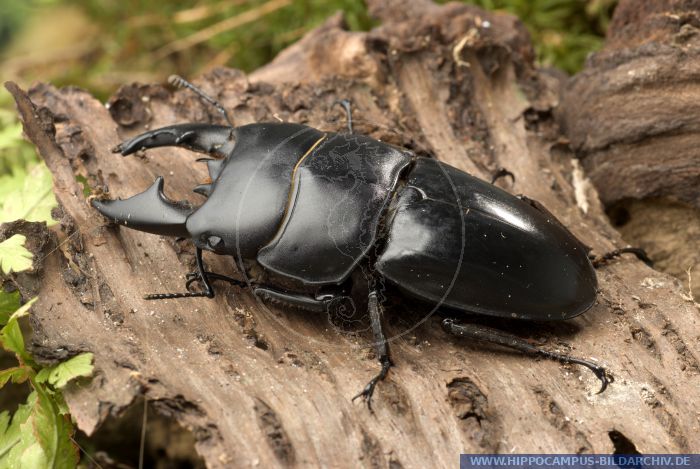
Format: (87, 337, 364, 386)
(93, 76, 651, 409)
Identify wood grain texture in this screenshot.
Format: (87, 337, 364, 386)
(4, 1, 699, 466)
(560, 0, 700, 209)
(560, 0, 700, 305)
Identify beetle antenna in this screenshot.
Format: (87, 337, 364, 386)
(145, 248, 213, 300)
(333, 99, 354, 134)
(168, 75, 234, 127)
(144, 291, 211, 300)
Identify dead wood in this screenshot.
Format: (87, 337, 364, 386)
(560, 0, 700, 302)
(4, 0, 700, 466)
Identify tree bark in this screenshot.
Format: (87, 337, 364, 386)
(4, 0, 700, 466)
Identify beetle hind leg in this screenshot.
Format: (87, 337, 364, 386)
(590, 247, 653, 268)
(441, 319, 611, 393)
(352, 290, 393, 412)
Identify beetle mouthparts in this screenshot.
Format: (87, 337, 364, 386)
(193, 184, 212, 196)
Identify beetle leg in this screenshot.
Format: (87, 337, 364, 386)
(193, 183, 212, 197)
(590, 247, 653, 268)
(196, 158, 224, 181)
(441, 319, 611, 393)
(333, 99, 354, 134)
(490, 167, 515, 185)
(144, 248, 243, 300)
(253, 287, 333, 313)
(352, 290, 392, 412)
(185, 271, 245, 291)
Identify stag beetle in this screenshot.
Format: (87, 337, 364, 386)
(93, 76, 651, 408)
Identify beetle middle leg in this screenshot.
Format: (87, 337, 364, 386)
(352, 290, 392, 412)
(253, 284, 391, 410)
(441, 318, 611, 393)
(490, 167, 515, 185)
(253, 287, 339, 313)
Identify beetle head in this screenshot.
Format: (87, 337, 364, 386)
(184, 191, 239, 256)
(187, 222, 231, 255)
(93, 122, 241, 248)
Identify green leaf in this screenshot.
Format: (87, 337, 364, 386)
(0, 122, 24, 150)
(20, 442, 47, 468)
(28, 381, 79, 469)
(0, 384, 79, 468)
(6, 407, 40, 467)
(0, 167, 27, 207)
(1, 318, 28, 363)
(0, 291, 21, 326)
(75, 174, 92, 198)
(0, 234, 33, 275)
(52, 393, 70, 417)
(9, 297, 36, 320)
(35, 353, 94, 389)
(34, 367, 49, 384)
(0, 164, 57, 226)
(0, 298, 37, 365)
(0, 412, 9, 438)
(0, 367, 31, 388)
(0, 393, 34, 462)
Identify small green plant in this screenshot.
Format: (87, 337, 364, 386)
(0, 235, 33, 275)
(1, 59, 82, 467)
(0, 240, 93, 468)
(0, 100, 57, 227)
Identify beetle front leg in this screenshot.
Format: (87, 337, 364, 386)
(145, 247, 244, 300)
(441, 319, 611, 393)
(352, 290, 393, 412)
(185, 271, 245, 292)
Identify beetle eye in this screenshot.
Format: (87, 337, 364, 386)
(207, 235, 224, 249)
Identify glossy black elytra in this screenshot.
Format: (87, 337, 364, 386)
(93, 76, 651, 409)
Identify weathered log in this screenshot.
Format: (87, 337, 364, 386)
(5, 0, 699, 466)
(560, 0, 700, 303)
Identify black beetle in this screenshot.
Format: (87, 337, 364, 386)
(93, 76, 650, 408)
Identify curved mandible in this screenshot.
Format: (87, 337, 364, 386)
(92, 176, 192, 237)
(113, 123, 235, 158)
